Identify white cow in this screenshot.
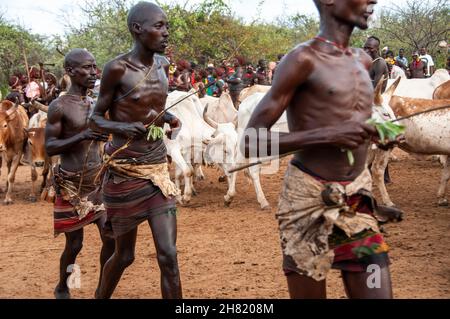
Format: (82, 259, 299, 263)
(164, 91, 238, 206)
(237, 85, 271, 108)
(386, 69, 450, 99)
(236, 92, 288, 210)
(200, 92, 237, 124)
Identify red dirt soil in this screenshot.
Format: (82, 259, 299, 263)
(0, 151, 449, 299)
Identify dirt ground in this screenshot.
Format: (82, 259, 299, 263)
(0, 151, 449, 299)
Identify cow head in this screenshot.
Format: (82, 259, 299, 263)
(0, 100, 19, 151)
(372, 77, 401, 122)
(25, 128, 46, 167)
(203, 105, 238, 173)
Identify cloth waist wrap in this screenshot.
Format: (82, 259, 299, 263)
(53, 164, 105, 220)
(103, 141, 180, 198)
(277, 164, 381, 281)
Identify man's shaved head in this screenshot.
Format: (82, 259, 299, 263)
(127, 1, 164, 34)
(64, 48, 94, 68)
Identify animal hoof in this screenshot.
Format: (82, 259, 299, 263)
(438, 199, 449, 207)
(54, 287, 71, 299)
(3, 199, 13, 206)
(376, 205, 404, 223)
(261, 204, 271, 211)
(224, 196, 233, 207)
(28, 196, 37, 203)
(218, 176, 226, 183)
(181, 197, 191, 206)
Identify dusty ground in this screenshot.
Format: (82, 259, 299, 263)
(0, 151, 449, 299)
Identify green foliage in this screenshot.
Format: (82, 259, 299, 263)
(58, 0, 132, 68)
(0, 15, 51, 90)
(147, 125, 165, 141)
(366, 119, 406, 145)
(373, 0, 449, 68)
(0, 0, 449, 91)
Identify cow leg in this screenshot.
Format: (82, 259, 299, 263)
(29, 164, 38, 202)
(182, 165, 193, 204)
(189, 164, 198, 196)
(0, 154, 3, 193)
(372, 149, 404, 222)
(4, 153, 22, 205)
(224, 172, 237, 207)
(168, 147, 192, 205)
(372, 149, 395, 207)
(41, 161, 50, 191)
(194, 165, 205, 181)
(248, 165, 270, 210)
(437, 155, 449, 206)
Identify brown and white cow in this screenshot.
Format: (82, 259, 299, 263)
(370, 77, 450, 208)
(0, 100, 29, 204)
(24, 108, 54, 202)
(433, 80, 450, 99)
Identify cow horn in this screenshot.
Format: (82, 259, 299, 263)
(232, 114, 238, 128)
(374, 76, 385, 106)
(6, 100, 19, 117)
(203, 104, 218, 129)
(32, 101, 49, 113)
(385, 76, 401, 100)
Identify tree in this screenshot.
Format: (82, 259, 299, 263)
(0, 15, 50, 96)
(375, 0, 449, 66)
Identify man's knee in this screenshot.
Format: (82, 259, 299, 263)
(117, 251, 135, 268)
(157, 248, 179, 273)
(66, 238, 83, 256)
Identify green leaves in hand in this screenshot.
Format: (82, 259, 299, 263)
(147, 125, 165, 141)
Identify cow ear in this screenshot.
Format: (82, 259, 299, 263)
(23, 128, 29, 135)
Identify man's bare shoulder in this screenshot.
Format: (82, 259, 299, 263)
(354, 48, 372, 70)
(287, 42, 316, 64)
(103, 54, 129, 77)
(47, 97, 65, 121)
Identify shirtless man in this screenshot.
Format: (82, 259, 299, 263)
(45, 49, 115, 299)
(226, 57, 245, 108)
(364, 36, 388, 92)
(243, 0, 393, 299)
(90, 2, 182, 299)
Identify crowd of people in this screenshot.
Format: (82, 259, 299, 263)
(3, 41, 447, 114)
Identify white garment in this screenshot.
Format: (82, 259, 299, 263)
(420, 54, 435, 77)
(25, 81, 40, 99)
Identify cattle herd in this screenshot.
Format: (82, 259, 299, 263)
(1, 70, 450, 216)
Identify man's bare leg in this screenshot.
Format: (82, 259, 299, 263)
(54, 228, 84, 299)
(148, 213, 182, 299)
(94, 217, 115, 297)
(286, 273, 327, 299)
(342, 266, 393, 299)
(95, 228, 138, 299)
